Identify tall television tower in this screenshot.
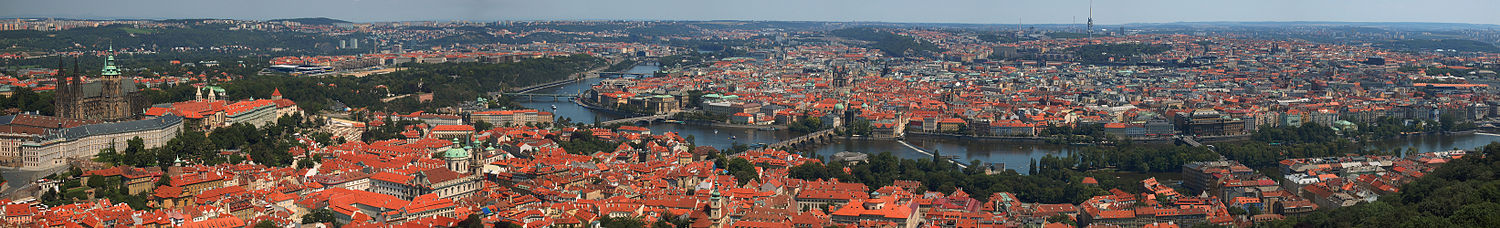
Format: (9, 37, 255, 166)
(1087, 0, 1094, 39)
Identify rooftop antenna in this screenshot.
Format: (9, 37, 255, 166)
(1087, 0, 1095, 39)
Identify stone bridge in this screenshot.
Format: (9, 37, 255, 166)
(597, 111, 681, 125)
(768, 128, 840, 150)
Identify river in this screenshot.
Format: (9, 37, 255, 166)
(1367, 133, 1500, 156)
(521, 65, 1500, 174)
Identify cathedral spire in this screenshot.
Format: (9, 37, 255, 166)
(101, 53, 120, 77)
(56, 57, 67, 93)
(71, 57, 81, 86)
(56, 57, 65, 82)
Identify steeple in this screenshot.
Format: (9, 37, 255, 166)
(709, 184, 725, 226)
(101, 54, 120, 77)
(271, 88, 283, 100)
(71, 57, 81, 85)
(55, 57, 67, 88)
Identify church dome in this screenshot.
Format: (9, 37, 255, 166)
(445, 138, 469, 158)
(445, 147, 469, 158)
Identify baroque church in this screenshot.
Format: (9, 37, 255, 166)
(54, 53, 149, 122)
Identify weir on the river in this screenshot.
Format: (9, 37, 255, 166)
(896, 140, 968, 168)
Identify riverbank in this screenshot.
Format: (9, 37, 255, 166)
(576, 97, 792, 130)
(1392, 129, 1479, 138)
(906, 131, 1200, 144)
(679, 119, 788, 130)
(511, 63, 609, 93)
(574, 99, 650, 121)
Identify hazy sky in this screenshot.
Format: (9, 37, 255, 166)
(2, 0, 1497, 25)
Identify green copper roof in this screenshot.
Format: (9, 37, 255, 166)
(444, 147, 468, 158)
(445, 138, 469, 158)
(100, 55, 120, 76)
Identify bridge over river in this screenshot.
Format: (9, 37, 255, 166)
(596, 111, 681, 125)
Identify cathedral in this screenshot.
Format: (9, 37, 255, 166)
(54, 53, 148, 122)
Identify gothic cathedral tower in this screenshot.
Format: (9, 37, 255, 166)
(55, 51, 145, 122)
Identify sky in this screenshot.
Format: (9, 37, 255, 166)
(2, 0, 1497, 25)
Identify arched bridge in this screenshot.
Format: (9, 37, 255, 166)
(768, 128, 840, 150)
(597, 72, 654, 79)
(512, 78, 584, 94)
(597, 111, 681, 126)
(503, 93, 579, 101)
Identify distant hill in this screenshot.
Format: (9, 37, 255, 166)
(828, 27, 944, 58)
(267, 17, 350, 25)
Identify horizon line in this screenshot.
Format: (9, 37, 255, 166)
(3, 16, 1499, 27)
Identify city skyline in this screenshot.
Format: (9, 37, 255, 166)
(2, 0, 1499, 25)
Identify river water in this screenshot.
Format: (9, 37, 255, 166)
(522, 65, 1500, 174)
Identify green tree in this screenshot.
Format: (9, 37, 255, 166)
(254, 220, 278, 228)
(472, 120, 495, 131)
(652, 212, 691, 228)
(456, 214, 485, 228)
(598, 215, 645, 228)
(94, 148, 121, 166)
(302, 208, 339, 224)
(85, 175, 104, 188)
(1047, 214, 1076, 226)
(726, 157, 758, 185)
(788, 117, 826, 133)
(124, 137, 148, 166)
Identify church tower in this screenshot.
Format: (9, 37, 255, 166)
(99, 53, 129, 120)
(709, 188, 723, 219)
(54, 58, 71, 117)
(832, 66, 849, 88)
